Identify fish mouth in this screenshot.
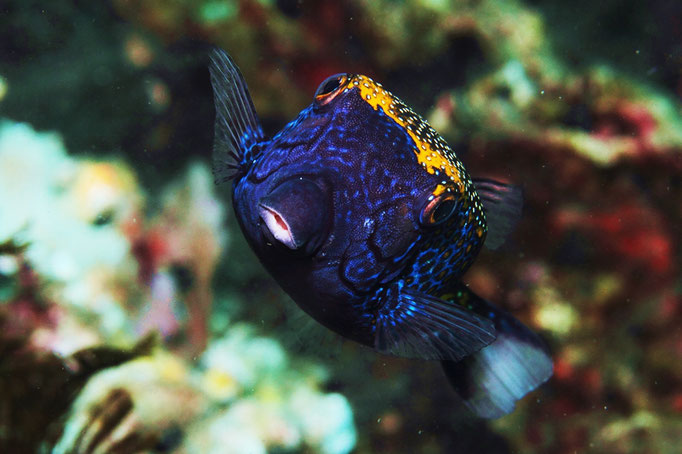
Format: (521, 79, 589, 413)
(258, 204, 299, 249)
(257, 177, 331, 254)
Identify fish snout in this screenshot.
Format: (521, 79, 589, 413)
(258, 178, 330, 253)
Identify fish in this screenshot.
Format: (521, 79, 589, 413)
(208, 48, 553, 418)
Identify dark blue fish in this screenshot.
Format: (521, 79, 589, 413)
(209, 48, 552, 418)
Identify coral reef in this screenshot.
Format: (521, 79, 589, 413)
(52, 329, 355, 453)
(0, 310, 154, 452)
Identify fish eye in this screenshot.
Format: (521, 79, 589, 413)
(420, 194, 458, 226)
(314, 73, 348, 106)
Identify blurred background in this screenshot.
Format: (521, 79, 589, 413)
(1, 0, 681, 453)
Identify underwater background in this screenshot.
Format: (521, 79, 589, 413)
(1, 1, 681, 453)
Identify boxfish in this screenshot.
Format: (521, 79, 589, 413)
(209, 48, 552, 418)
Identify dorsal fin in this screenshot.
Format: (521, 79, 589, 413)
(208, 48, 264, 184)
(473, 178, 523, 250)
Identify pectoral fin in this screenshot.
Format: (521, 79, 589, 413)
(373, 284, 496, 361)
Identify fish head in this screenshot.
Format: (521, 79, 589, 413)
(232, 73, 486, 334)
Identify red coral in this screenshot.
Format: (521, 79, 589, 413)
(131, 230, 169, 285)
(594, 102, 657, 143)
(552, 202, 673, 275)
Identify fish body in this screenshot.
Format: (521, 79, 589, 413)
(209, 49, 552, 418)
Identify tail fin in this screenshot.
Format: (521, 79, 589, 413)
(442, 290, 553, 419)
(208, 48, 264, 183)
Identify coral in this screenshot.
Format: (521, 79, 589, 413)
(0, 313, 153, 453)
(139, 162, 227, 351)
(0, 74, 7, 102)
(187, 325, 356, 453)
(0, 121, 144, 352)
(0, 121, 230, 355)
(53, 326, 356, 454)
(433, 64, 682, 165)
(53, 352, 208, 454)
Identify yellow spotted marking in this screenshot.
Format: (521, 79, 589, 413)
(432, 183, 450, 197)
(347, 75, 464, 188)
(341, 74, 489, 241)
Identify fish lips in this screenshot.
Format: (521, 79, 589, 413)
(258, 177, 331, 255)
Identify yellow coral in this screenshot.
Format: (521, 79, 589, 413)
(202, 368, 239, 401)
(69, 161, 141, 225)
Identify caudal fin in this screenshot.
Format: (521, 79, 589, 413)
(442, 291, 553, 419)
